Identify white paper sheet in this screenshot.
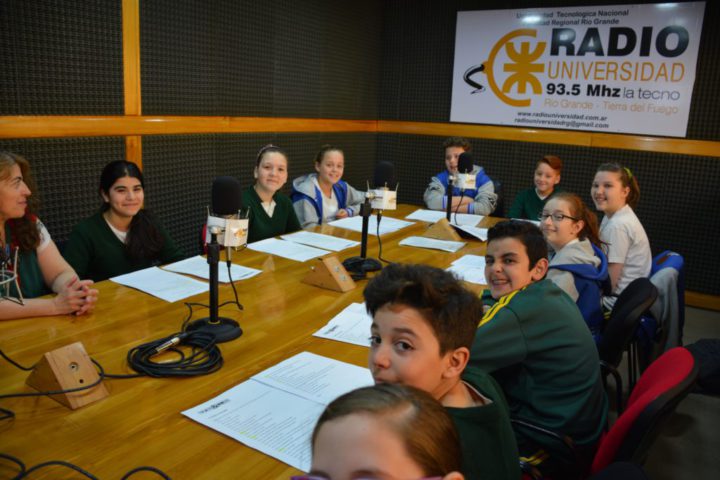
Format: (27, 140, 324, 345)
(404, 209, 485, 226)
(183, 352, 373, 472)
(247, 238, 330, 262)
(451, 254, 487, 269)
(110, 266, 208, 302)
(313, 303, 373, 347)
(452, 224, 488, 241)
(399, 236, 466, 253)
(447, 263, 487, 285)
(280, 231, 360, 252)
(328, 215, 413, 236)
(162, 255, 262, 283)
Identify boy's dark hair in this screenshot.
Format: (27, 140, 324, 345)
(363, 263, 481, 353)
(442, 137, 472, 152)
(487, 220, 548, 270)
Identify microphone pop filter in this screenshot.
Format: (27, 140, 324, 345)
(211, 176, 242, 216)
(458, 152, 474, 174)
(373, 161, 396, 189)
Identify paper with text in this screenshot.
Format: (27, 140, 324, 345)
(281, 231, 360, 252)
(247, 238, 329, 262)
(163, 255, 262, 283)
(313, 303, 373, 347)
(110, 266, 208, 302)
(399, 236, 466, 253)
(183, 352, 373, 472)
(328, 215, 413, 236)
(405, 209, 484, 226)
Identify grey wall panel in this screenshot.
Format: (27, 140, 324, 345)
(0, 0, 123, 115)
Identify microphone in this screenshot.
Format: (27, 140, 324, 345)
(368, 161, 398, 211)
(206, 176, 248, 264)
(343, 162, 397, 276)
(456, 152, 476, 190)
(187, 177, 244, 343)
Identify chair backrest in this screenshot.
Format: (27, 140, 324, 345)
(597, 278, 658, 368)
(591, 347, 698, 473)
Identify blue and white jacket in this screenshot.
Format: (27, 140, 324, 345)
(423, 165, 497, 215)
(547, 240, 609, 342)
(291, 173, 365, 228)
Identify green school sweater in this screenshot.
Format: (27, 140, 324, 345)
(446, 367, 521, 480)
(242, 187, 301, 243)
(64, 211, 184, 282)
(472, 280, 607, 457)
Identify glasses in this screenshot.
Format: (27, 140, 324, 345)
(538, 212, 579, 222)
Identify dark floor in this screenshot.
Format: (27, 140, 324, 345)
(642, 307, 720, 479)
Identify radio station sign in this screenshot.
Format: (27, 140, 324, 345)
(450, 2, 705, 137)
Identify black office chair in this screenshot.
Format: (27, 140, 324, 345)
(597, 277, 658, 412)
(492, 179, 504, 217)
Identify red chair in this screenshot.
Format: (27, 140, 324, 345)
(590, 347, 698, 474)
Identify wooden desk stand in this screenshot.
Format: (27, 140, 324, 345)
(26, 342, 109, 410)
(302, 256, 356, 292)
(423, 218, 463, 241)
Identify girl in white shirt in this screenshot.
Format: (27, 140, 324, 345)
(591, 163, 651, 309)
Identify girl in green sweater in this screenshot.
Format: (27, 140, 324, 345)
(242, 145, 301, 243)
(64, 161, 184, 282)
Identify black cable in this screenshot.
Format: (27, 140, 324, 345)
(376, 212, 393, 265)
(19, 460, 99, 479)
(121, 466, 173, 480)
(0, 350, 34, 371)
(0, 452, 25, 479)
(126, 331, 222, 378)
(0, 452, 172, 480)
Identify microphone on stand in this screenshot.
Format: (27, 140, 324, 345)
(456, 152, 476, 190)
(343, 162, 397, 276)
(446, 168, 455, 222)
(187, 176, 245, 343)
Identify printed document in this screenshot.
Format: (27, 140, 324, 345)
(447, 254, 487, 284)
(281, 231, 359, 252)
(110, 266, 208, 302)
(405, 209, 484, 226)
(399, 236, 466, 253)
(328, 215, 413, 236)
(313, 303, 372, 347)
(183, 352, 373, 472)
(248, 238, 330, 262)
(163, 255, 262, 283)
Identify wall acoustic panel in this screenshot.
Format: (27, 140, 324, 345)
(141, 0, 381, 119)
(0, 0, 123, 115)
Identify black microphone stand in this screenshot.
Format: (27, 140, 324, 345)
(343, 197, 382, 276)
(186, 230, 243, 343)
(446, 174, 454, 221)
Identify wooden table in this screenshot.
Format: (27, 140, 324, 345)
(0, 205, 499, 479)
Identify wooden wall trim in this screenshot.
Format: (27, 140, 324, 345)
(686, 291, 720, 312)
(378, 120, 720, 158)
(0, 116, 378, 137)
(122, 0, 142, 167)
(2, 117, 717, 158)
